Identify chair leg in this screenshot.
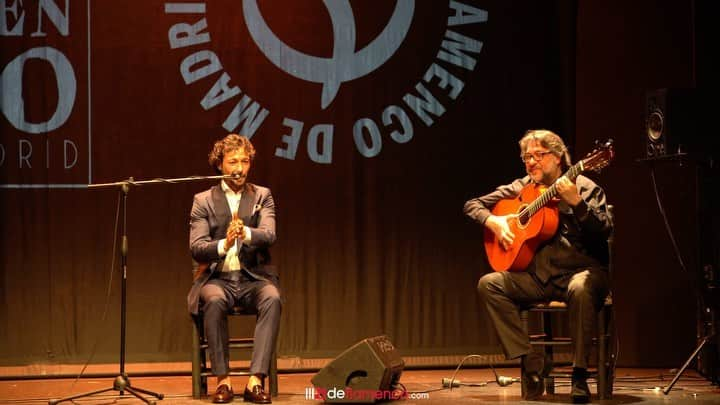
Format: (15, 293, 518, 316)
(520, 309, 529, 334)
(269, 350, 278, 397)
(192, 320, 203, 399)
(597, 305, 614, 399)
(597, 306, 606, 399)
(542, 312, 555, 394)
(519, 310, 529, 399)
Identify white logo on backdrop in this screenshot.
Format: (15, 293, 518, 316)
(166, 1, 487, 164)
(1, 1, 87, 187)
(243, 0, 414, 109)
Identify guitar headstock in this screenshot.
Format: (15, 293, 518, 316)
(581, 139, 614, 173)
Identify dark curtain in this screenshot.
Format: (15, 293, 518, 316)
(1, 0, 576, 366)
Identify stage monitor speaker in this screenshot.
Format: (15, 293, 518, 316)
(644, 88, 702, 158)
(311, 335, 405, 403)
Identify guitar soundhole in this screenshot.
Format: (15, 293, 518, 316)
(515, 205, 530, 229)
(518, 213, 529, 226)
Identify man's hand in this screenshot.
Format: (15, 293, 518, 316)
(485, 214, 516, 250)
(556, 176, 582, 206)
(224, 213, 245, 251)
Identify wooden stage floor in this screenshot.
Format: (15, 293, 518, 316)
(1, 368, 719, 404)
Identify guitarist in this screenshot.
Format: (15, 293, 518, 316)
(464, 130, 612, 403)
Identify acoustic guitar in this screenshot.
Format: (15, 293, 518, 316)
(484, 140, 614, 272)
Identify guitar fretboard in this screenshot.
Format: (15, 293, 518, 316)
(519, 161, 584, 221)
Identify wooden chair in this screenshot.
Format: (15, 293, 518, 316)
(191, 307, 278, 399)
(520, 205, 616, 399)
(520, 296, 614, 399)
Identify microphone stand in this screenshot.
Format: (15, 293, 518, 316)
(49, 174, 233, 405)
(638, 153, 718, 395)
(662, 334, 715, 395)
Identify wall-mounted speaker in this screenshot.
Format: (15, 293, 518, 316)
(644, 88, 702, 158)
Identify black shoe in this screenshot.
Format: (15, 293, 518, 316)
(522, 371, 545, 400)
(521, 352, 546, 400)
(571, 368, 590, 403)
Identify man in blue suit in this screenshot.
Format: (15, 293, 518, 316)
(188, 134, 280, 404)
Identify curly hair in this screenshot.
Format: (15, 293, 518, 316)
(518, 129, 572, 169)
(208, 134, 256, 173)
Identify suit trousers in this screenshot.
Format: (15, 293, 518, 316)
(200, 272, 282, 376)
(477, 269, 608, 368)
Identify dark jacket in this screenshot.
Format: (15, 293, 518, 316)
(187, 182, 278, 315)
(464, 175, 612, 283)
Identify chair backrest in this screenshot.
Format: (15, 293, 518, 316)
(607, 204, 614, 283)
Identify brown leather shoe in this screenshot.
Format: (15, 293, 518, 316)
(243, 385, 271, 404)
(212, 384, 234, 403)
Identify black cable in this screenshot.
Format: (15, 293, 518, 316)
(649, 165, 708, 321)
(650, 167, 690, 275)
(442, 354, 520, 390)
(606, 206, 621, 386)
(407, 386, 452, 394)
(401, 380, 447, 395)
(60, 190, 122, 401)
(650, 165, 715, 392)
(540, 368, 714, 392)
(445, 354, 485, 391)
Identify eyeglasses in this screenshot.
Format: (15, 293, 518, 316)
(521, 151, 553, 163)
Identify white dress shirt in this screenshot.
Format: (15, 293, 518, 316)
(217, 181, 251, 271)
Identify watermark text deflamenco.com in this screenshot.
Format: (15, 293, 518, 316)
(305, 387, 430, 401)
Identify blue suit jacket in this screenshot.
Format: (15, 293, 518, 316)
(187, 182, 278, 315)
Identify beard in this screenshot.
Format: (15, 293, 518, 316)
(225, 173, 246, 191)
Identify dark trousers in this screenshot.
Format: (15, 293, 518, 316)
(200, 273, 281, 377)
(477, 269, 608, 368)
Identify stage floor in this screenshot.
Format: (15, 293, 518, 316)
(1, 368, 718, 404)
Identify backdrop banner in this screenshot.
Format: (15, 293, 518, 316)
(0, 0, 575, 365)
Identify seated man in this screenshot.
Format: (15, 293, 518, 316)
(188, 134, 281, 404)
(464, 129, 612, 403)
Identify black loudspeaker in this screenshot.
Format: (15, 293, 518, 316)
(311, 335, 405, 403)
(644, 88, 702, 158)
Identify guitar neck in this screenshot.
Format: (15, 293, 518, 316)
(523, 161, 584, 218)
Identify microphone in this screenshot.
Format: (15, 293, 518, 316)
(221, 172, 241, 180)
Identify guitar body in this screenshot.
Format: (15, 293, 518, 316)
(483, 183, 560, 272)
